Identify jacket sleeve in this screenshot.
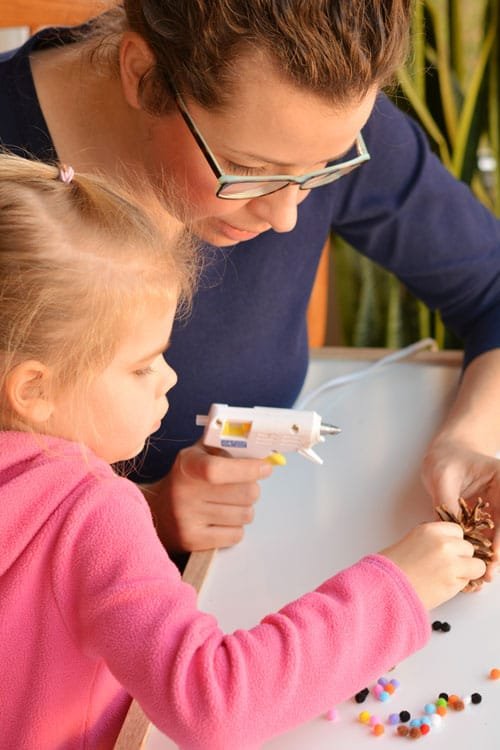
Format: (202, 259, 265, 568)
(330, 93, 500, 367)
(53, 476, 430, 750)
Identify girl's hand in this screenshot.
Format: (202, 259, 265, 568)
(379, 521, 486, 610)
(142, 439, 273, 553)
(421, 437, 500, 580)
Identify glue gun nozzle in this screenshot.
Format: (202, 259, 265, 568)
(320, 423, 341, 436)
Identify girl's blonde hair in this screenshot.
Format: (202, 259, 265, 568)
(0, 152, 197, 429)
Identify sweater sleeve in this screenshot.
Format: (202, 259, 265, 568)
(330, 94, 500, 367)
(53, 476, 430, 750)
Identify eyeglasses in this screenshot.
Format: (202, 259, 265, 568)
(173, 90, 371, 200)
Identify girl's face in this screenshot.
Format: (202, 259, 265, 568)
(50, 303, 177, 464)
(142, 61, 377, 247)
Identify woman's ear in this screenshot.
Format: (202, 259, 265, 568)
(5, 361, 55, 424)
(119, 31, 156, 110)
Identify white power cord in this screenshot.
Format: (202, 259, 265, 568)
(296, 338, 438, 409)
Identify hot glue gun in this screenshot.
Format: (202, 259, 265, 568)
(196, 403, 341, 465)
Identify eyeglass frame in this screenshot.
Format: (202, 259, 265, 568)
(172, 89, 371, 200)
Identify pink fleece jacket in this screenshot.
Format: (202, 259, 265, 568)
(0, 432, 430, 749)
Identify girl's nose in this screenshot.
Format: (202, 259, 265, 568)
(158, 356, 177, 396)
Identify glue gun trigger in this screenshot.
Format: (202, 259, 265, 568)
(298, 448, 323, 465)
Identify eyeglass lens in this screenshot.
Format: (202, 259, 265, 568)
(217, 163, 360, 199)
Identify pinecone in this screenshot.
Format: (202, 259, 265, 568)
(435, 497, 495, 589)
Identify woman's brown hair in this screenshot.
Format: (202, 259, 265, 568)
(91, 0, 413, 114)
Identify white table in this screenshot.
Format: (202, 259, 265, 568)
(138, 348, 500, 750)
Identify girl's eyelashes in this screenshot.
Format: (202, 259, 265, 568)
(133, 365, 155, 376)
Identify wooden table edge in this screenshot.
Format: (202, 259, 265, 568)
(310, 346, 463, 366)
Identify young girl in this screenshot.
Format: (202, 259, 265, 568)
(0, 153, 485, 749)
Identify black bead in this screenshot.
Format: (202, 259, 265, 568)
(438, 692, 449, 701)
(431, 620, 442, 631)
(440, 621, 451, 632)
(399, 710, 411, 722)
(354, 688, 369, 703)
(471, 693, 482, 704)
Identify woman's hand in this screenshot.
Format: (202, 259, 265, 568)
(141, 439, 273, 553)
(419, 349, 500, 582)
(421, 436, 500, 580)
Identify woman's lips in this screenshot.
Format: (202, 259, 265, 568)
(217, 220, 264, 242)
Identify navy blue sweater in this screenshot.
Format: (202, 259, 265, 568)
(2, 28, 500, 482)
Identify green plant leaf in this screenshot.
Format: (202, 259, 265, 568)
(451, 14, 496, 177)
(396, 67, 452, 166)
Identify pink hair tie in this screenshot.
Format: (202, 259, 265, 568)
(58, 164, 75, 184)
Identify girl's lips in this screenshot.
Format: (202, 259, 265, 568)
(152, 406, 168, 433)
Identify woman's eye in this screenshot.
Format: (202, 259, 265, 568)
(223, 160, 265, 176)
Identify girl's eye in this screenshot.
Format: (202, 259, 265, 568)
(134, 366, 155, 376)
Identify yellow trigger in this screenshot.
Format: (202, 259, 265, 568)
(266, 452, 287, 466)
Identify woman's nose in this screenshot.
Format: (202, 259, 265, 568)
(248, 185, 302, 233)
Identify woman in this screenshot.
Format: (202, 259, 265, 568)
(1, 0, 499, 561)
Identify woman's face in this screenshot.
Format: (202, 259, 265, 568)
(142, 59, 377, 247)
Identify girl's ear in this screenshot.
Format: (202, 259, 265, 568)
(5, 361, 55, 424)
(119, 31, 156, 110)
